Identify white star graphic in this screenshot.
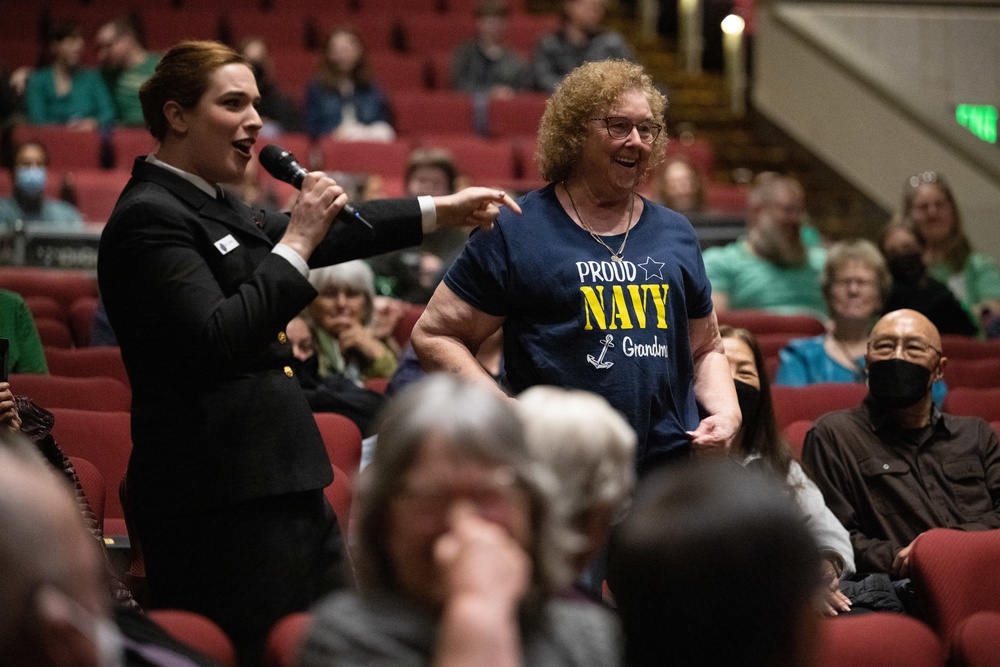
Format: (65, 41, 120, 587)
(638, 256, 665, 281)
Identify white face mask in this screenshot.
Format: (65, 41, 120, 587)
(35, 585, 125, 667)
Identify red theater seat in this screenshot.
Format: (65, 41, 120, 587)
(717, 310, 826, 336)
(0, 267, 98, 314)
(909, 528, 1000, 644)
(417, 135, 515, 183)
(44, 346, 130, 387)
(147, 610, 237, 667)
(73, 170, 131, 223)
(35, 318, 74, 348)
(263, 612, 312, 667)
(313, 412, 363, 478)
(9, 374, 130, 412)
(391, 91, 474, 137)
(771, 383, 867, 431)
(369, 51, 430, 93)
(488, 93, 548, 138)
(112, 128, 158, 168)
(401, 13, 476, 55)
(11, 126, 103, 170)
(318, 138, 412, 178)
(49, 408, 133, 535)
(818, 613, 944, 667)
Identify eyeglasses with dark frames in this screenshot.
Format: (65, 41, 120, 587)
(590, 116, 663, 143)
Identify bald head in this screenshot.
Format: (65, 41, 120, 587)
(870, 309, 942, 353)
(866, 309, 946, 402)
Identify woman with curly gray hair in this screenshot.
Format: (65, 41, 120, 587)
(299, 374, 621, 667)
(414, 59, 740, 476)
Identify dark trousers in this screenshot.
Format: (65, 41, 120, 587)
(134, 489, 345, 667)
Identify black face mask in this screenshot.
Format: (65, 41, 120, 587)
(886, 251, 926, 284)
(734, 379, 761, 431)
(867, 358, 932, 409)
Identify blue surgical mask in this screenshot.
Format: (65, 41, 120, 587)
(15, 166, 47, 197)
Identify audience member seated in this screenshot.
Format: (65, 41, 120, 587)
(899, 172, 1000, 336)
(0, 289, 48, 374)
(452, 0, 531, 132)
(298, 374, 620, 667)
(608, 461, 824, 667)
(880, 222, 979, 337)
(517, 385, 635, 600)
(287, 314, 385, 436)
(304, 28, 394, 142)
(653, 155, 705, 215)
(295, 262, 396, 433)
(25, 21, 115, 129)
(1, 141, 83, 231)
(533, 0, 635, 93)
(803, 309, 1000, 582)
(95, 15, 161, 127)
(720, 325, 855, 616)
(372, 148, 459, 302)
(775, 240, 891, 385)
(239, 38, 300, 136)
(0, 430, 217, 666)
(307, 261, 399, 382)
(702, 173, 827, 318)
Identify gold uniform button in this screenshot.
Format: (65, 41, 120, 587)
(277, 331, 288, 344)
(283, 366, 294, 378)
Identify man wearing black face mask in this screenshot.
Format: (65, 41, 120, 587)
(803, 309, 1000, 580)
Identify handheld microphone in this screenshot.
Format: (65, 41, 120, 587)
(258, 144, 374, 233)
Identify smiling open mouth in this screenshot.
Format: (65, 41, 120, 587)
(614, 157, 637, 168)
(232, 138, 254, 156)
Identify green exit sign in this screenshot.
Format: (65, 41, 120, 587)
(956, 104, 997, 144)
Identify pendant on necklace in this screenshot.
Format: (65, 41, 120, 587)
(612, 255, 622, 262)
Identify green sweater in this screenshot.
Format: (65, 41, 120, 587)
(0, 289, 48, 374)
(25, 66, 115, 126)
(107, 54, 160, 126)
(702, 239, 828, 319)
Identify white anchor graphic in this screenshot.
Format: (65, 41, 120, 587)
(587, 334, 615, 369)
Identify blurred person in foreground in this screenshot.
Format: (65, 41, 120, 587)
(413, 59, 740, 475)
(0, 433, 216, 666)
(97, 39, 519, 665)
(609, 462, 824, 667)
(721, 325, 854, 616)
(299, 374, 621, 667)
(517, 385, 635, 600)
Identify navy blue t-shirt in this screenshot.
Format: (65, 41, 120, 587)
(444, 184, 713, 470)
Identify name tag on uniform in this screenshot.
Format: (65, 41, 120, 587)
(214, 234, 240, 255)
